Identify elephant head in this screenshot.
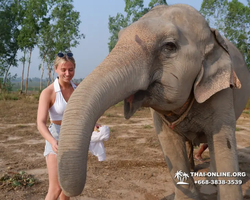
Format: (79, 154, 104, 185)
(58, 4, 240, 196)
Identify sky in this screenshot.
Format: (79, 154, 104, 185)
(10, 0, 248, 79)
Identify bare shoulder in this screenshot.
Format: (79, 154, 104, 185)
(41, 84, 54, 95)
(39, 83, 54, 102)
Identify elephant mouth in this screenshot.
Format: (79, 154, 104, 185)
(124, 80, 165, 119)
(124, 90, 149, 119)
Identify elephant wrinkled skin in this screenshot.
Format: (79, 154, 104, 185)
(58, 4, 250, 200)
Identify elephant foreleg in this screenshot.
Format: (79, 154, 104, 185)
(208, 124, 243, 200)
(151, 110, 200, 200)
(186, 141, 195, 172)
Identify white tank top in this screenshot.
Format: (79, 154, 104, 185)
(49, 78, 77, 121)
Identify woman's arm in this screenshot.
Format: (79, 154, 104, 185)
(37, 88, 58, 153)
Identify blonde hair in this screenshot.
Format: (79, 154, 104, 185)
(54, 54, 76, 69)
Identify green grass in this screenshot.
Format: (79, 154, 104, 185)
(0, 92, 20, 100)
(115, 101, 124, 107)
(236, 127, 243, 131)
(11, 81, 46, 92)
(143, 124, 153, 129)
(104, 112, 123, 118)
(0, 91, 41, 101)
(245, 97, 250, 109)
(110, 128, 115, 133)
(105, 113, 117, 117)
(243, 110, 250, 115)
(16, 125, 29, 128)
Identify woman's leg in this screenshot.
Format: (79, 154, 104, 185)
(59, 191, 70, 200)
(45, 154, 62, 200)
(195, 143, 208, 161)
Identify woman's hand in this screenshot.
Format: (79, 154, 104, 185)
(50, 139, 58, 153)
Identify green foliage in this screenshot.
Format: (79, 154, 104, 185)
(200, 0, 229, 29)
(0, 171, 37, 189)
(17, 0, 49, 49)
(0, 0, 19, 88)
(108, 13, 129, 52)
(36, 0, 85, 90)
(16, 0, 51, 93)
(0, 0, 85, 93)
(51, 0, 85, 52)
(148, 0, 168, 8)
(225, 0, 250, 69)
(200, 0, 250, 70)
(0, 92, 20, 100)
(108, 0, 168, 52)
(0, 73, 17, 92)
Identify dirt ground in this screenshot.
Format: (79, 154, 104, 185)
(0, 96, 250, 200)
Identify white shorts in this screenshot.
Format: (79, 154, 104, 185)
(43, 123, 60, 157)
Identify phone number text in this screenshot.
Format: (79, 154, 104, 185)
(194, 179, 242, 185)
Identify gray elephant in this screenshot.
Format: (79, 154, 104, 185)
(57, 4, 250, 200)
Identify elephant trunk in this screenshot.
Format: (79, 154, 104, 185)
(57, 46, 150, 196)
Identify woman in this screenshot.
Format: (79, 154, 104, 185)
(37, 52, 76, 200)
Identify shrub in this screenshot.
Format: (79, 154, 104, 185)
(0, 92, 19, 100)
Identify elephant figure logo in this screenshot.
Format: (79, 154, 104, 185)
(174, 170, 189, 185)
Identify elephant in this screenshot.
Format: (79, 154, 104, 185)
(57, 4, 250, 200)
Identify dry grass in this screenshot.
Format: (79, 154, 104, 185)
(0, 93, 39, 124)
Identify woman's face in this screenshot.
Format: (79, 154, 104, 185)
(55, 61, 75, 83)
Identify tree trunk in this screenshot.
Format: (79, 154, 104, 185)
(3, 63, 12, 90)
(25, 47, 33, 94)
(20, 48, 26, 94)
(3, 52, 16, 90)
(40, 55, 46, 91)
(52, 68, 55, 81)
(47, 58, 51, 86)
(0, 77, 2, 93)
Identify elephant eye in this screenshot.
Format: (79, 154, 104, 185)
(162, 42, 177, 53)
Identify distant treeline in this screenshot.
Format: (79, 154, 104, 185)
(10, 77, 83, 92)
(12, 77, 83, 83)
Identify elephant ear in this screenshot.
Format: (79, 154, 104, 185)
(194, 28, 241, 103)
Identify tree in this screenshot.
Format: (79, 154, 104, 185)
(45, 49, 55, 86)
(225, 0, 250, 68)
(0, 0, 85, 91)
(200, 0, 229, 31)
(37, 12, 54, 90)
(51, 0, 85, 53)
(17, 0, 49, 94)
(200, 0, 250, 69)
(0, 0, 20, 91)
(108, 0, 168, 52)
(37, 0, 84, 89)
(36, 0, 85, 86)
